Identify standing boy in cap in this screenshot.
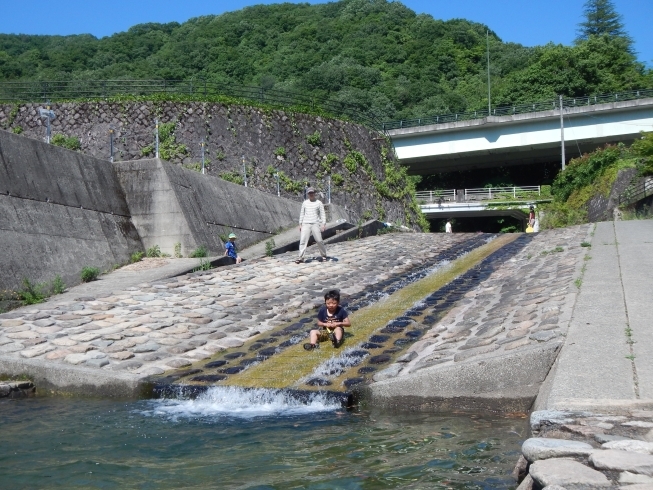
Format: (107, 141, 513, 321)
(296, 187, 327, 263)
(224, 233, 242, 264)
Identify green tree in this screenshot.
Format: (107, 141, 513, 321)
(576, 0, 632, 48)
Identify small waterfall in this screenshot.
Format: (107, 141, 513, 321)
(145, 386, 343, 419)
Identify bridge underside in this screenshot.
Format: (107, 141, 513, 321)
(421, 207, 528, 221)
(404, 134, 636, 175)
(390, 98, 653, 175)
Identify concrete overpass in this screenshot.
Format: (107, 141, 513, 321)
(416, 186, 551, 223)
(385, 91, 653, 174)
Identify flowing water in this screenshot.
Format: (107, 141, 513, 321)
(0, 388, 526, 489)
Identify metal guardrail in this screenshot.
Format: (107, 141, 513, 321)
(0, 79, 386, 132)
(383, 89, 653, 131)
(618, 178, 653, 206)
(416, 186, 547, 204)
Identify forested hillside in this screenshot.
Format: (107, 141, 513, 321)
(1, 0, 651, 120)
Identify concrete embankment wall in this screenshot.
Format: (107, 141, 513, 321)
(114, 158, 305, 256)
(0, 130, 142, 293)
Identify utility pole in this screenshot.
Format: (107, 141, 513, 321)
(200, 139, 206, 174)
(108, 127, 115, 162)
(487, 30, 491, 115)
(242, 155, 248, 187)
(327, 176, 331, 204)
(155, 118, 160, 159)
(559, 95, 566, 170)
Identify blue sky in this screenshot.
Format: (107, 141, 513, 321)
(1, 0, 651, 66)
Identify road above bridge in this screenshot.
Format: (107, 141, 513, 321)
(388, 96, 653, 174)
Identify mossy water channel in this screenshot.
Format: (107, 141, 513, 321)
(153, 233, 530, 401)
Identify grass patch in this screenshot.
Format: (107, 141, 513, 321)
(265, 239, 275, 257)
(580, 242, 591, 247)
(130, 251, 144, 263)
(80, 266, 100, 283)
(189, 245, 208, 258)
(17, 279, 47, 305)
(192, 258, 212, 272)
(146, 245, 162, 258)
(541, 246, 564, 255)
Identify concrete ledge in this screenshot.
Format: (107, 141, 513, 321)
(323, 220, 388, 245)
(0, 355, 151, 398)
(364, 341, 562, 412)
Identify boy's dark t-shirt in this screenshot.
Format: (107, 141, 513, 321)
(317, 305, 348, 325)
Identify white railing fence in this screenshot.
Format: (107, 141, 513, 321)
(416, 186, 545, 204)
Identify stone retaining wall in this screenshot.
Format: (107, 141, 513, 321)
(0, 101, 421, 227)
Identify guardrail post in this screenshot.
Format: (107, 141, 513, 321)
(538, 186, 541, 196)
(429, 191, 432, 203)
(489, 188, 492, 199)
(514, 187, 516, 198)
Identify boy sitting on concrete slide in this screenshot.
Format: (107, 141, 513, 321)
(304, 289, 350, 350)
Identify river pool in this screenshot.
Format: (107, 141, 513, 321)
(0, 387, 526, 489)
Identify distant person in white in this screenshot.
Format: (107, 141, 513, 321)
(445, 220, 452, 233)
(296, 187, 327, 263)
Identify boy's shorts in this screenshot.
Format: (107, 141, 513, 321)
(317, 326, 339, 342)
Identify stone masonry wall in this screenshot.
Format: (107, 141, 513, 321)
(0, 101, 423, 228)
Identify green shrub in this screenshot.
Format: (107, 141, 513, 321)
(192, 258, 212, 272)
(146, 245, 161, 258)
(51, 133, 82, 151)
(552, 145, 622, 202)
(189, 245, 208, 258)
(18, 279, 46, 305)
(540, 201, 588, 229)
(130, 251, 144, 263)
(265, 239, 275, 257)
(306, 131, 322, 146)
(80, 267, 100, 283)
(344, 153, 359, 173)
(632, 131, 653, 176)
(581, 242, 591, 247)
(219, 171, 244, 185)
(331, 173, 344, 186)
(174, 242, 182, 258)
(274, 147, 286, 157)
(51, 275, 66, 295)
(11, 126, 22, 134)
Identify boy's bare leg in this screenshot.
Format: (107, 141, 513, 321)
(309, 329, 320, 345)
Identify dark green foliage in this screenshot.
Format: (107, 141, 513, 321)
(189, 245, 208, 258)
(306, 131, 322, 146)
(130, 251, 144, 263)
(576, 0, 631, 45)
(146, 245, 162, 257)
(1, 1, 649, 120)
(551, 145, 622, 202)
(51, 133, 81, 151)
(632, 132, 653, 176)
(17, 279, 46, 305)
(141, 121, 188, 161)
(265, 239, 275, 257)
(80, 266, 100, 283)
(51, 275, 66, 295)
